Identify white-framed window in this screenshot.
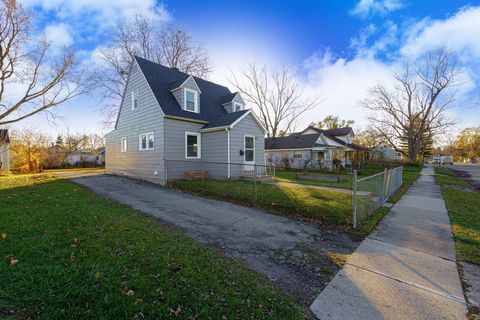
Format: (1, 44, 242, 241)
(244, 135, 255, 163)
(131, 88, 139, 110)
(139, 132, 154, 150)
(234, 103, 243, 112)
(121, 137, 127, 152)
(293, 150, 303, 159)
(185, 132, 201, 159)
(184, 89, 198, 113)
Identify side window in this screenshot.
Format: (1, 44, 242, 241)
(131, 88, 139, 110)
(139, 132, 154, 150)
(185, 132, 201, 158)
(293, 150, 302, 159)
(121, 137, 127, 152)
(234, 103, 243, 112)
(244, 136, 255, 163)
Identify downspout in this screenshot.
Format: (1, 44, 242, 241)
(226, 128, 231, 179)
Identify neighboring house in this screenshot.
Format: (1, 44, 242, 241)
(265, 126, 368, 170)
(372, 146, 403, 161)
(0, 129, 10, 171)
(96, 147, 105, 165)
(105, 56, 266, 185)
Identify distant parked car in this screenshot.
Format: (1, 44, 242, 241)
(440, 156, 453, 165)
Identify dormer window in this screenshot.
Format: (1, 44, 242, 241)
(184, 89, 198, 113)
(234, 103, 243, 112)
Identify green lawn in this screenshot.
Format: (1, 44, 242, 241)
(432, 171, 480, 265)
(0, 174, 304, 319)
(171, 179, 353, 229)
(274, 171, 353, 190)
(433, 166, 457, 176)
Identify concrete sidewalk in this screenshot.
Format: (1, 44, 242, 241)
(310, 166, 468, 320)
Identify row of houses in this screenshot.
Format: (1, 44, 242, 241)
(0, 57, 402, 177)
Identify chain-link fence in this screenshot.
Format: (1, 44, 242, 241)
(353, 166, 403, 228)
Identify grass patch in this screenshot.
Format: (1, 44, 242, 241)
(433, 166, 457, 176)
(0, 174, 304, 319)
(435, 174, 470, 188)
(274, 171, 353, 190)
(171, 179, 353, 230)
(441, 186, 480, 265)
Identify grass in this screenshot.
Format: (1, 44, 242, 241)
(274, 171, 354, 190)
(0, 173, 305, 319)
(442, 186, 480, 265)
(171, 179, 353, 229)
(433, 166, 457, 176)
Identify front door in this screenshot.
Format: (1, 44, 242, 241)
(244, 135, 255, 174)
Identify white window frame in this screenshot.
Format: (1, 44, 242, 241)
(121, 137, 128, 152)
(233, 103, 243, 112)
(131, 88, 139, 110)
(244, 135, 255, 164)
(138, 132, 154, 151)
(293, 150, 303, 159)
(184, 89, 198, 113)
(185, 132, 201, 159)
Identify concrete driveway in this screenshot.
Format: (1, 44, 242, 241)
(57, 172, 358, 305)
(449, 164, 480, 189)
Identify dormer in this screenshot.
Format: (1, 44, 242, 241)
(221, 92, 245, 113)
(170, 75, 201, 113)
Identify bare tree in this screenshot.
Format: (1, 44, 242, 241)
(228, 62, 319, 138)
(99, 14, 211, 127)
(0, 0, 89, 126)
(362, 48, 460, 162)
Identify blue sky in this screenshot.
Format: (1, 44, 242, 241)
(12, 0, 480, 138)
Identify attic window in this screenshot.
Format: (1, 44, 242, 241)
(131, 88, 139, 110)
(184, 89, 198, 113)
(234, 103, 243, 112)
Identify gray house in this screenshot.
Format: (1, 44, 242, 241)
(105, 56, 266, 185)
(0, 129, 10, 171)
(265, 126, 368, 170)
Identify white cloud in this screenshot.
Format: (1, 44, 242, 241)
(44, 23, 73, 48)
(350, 0, 405, 18)
(400, 6, 480, 59)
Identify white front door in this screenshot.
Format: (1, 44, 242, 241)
(244, 135, 255, 174)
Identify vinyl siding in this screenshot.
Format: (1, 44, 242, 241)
(202, 130, 228, 178)
(229, 113, 265, 177)
(223, 93, 245, 113)
(170, 77, 201, 113)
(105, 60, 165, 184)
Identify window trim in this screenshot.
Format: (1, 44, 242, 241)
(138, 132, 154, 151)
(243, 135, 255, 164)
(185, 131, 201, 159)
(184, 89, 198, 113)
(293, 150, 303, 159)
(121, 137, 128, 152)
(233, 102, 243, 112)
(131, 88, 139, 110)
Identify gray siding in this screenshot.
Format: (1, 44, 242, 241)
(229, 113, 265, 177)
(202, 130, 228, 178)
(223, 94, 245, 113)
(164, 118, 204, 180)
(105, 60, 165, 184)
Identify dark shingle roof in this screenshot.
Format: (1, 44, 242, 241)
(265, 133, 320, 150)
(219, 92, 238, 105)
(0, 129, 9, 143)
(202, 110, 249, 129)
(302, 126, 353, 137)
(135, 56, 236, 124)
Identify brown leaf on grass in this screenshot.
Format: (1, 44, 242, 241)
(69, 252, 75, 260)
(170, 306, 182, 316)
(1, 233, 7, 240)
(10, 259, 18, 265)
(126, 289, 135, 296)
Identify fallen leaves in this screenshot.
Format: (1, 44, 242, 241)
(126, 289, 135, 296)
(10, 259, 18, 265)
(1, 233, 7, 240)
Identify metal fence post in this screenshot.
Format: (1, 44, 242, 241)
(254, 164, 257, 203)
(353, 169, 357, 228)
(381, 168, 387, 203)
(201, 160, 204, 191)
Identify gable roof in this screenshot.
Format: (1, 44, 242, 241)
(134, 56, 247, 128)
(265, 133, 320, 150)
(0, 129, 9, 144)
